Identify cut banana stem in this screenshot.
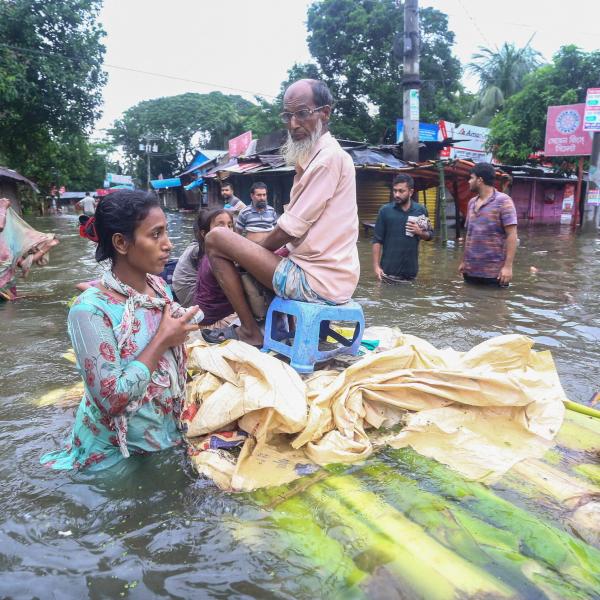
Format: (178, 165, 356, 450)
(575, 464, 600, 486)
(386, 447, 600, 591)
(360, 463, 590, 599)
(305, 482, 481, 600)
(555, 418, 600, 452)
(238, 488, 368, 593)
(321, 475, 516, 598)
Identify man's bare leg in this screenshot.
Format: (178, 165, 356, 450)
(205, 228, 282, 345)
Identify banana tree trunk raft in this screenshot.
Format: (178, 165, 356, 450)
(358, 463, 590, 599)
(44, 333, 600, 598)
(231, 445, 600, 599)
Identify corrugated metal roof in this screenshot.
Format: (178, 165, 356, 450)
(226, 161, 264, 174)
(179, 150, 228, 176)
(0, 166, 39, 192)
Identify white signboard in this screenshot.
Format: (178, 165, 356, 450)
(106, 173, 133, 185)
(587, 188, 600, 206)
(450, 124, 493, 163)
(583, 87, 600, 132)
(409, 89, 419, 121)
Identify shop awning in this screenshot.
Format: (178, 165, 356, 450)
(151, 177, 181, 189)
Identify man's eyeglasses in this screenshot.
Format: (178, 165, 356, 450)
(279, 105, 329, 124)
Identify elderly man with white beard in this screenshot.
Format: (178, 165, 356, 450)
(203, 79, 360, 346)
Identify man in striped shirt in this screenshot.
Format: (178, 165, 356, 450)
(236, 182, 279, 242)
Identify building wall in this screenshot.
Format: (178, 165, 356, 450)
(157, 189, 179, 211)
(356, 172, 393, 223)
(355, 172, 439, 226)
(510, 180, 566, 224)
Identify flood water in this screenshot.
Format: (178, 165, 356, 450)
(1, 212, 599, 598)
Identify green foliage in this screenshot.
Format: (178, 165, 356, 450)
(0, 0, 107, 192)
(488, 46, 600, 163)
(468, 41, 544, 126)
(109, 92, 260, 183)
(305, 0, 464, 142)
(10, 132, 116, 193)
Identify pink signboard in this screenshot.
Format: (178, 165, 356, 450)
(228, 131, 252, 158)
(544, 103, 593, 157)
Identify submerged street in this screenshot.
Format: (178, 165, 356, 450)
(1, 212, 599, 597)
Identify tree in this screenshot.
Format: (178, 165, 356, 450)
(15, 133, 117, 194)
(0, 0, 106, 191)
(488, 46, 600, 164)
(468, 41, 543, 126)
(305, 0, 464, 142)
(109, 92, 259, 184)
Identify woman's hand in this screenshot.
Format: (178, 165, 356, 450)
(155, 305, 201, 349)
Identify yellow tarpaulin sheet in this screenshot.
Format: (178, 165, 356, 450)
(182, 330, 566, 491)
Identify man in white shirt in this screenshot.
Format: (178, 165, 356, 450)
(77, 192, 97, 216)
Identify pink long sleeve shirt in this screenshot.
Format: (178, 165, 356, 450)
(277, 132, 360, 303)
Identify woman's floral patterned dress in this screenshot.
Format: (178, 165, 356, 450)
(41, 275, 186, 471)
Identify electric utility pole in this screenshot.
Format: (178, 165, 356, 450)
(402, 0, 420, 162)
(139, 134, 160, 191)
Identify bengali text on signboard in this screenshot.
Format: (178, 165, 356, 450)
(544, 104, 592, 156)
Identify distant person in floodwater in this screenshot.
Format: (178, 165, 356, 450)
(41, 190, 201, 471)
(236, 182, 279, 243)
(221, 182, 245, 213)
(459, 162, 518, 287)
(372, 174, 433, 283)
(77, 192, 97, 216)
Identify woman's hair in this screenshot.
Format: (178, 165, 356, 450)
(195, 208, 232, 256)
(92, 190, 161, 263)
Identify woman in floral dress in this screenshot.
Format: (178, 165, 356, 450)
(41, 191, 201, 471)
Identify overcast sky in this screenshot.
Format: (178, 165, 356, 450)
(95, 0, 600, 136)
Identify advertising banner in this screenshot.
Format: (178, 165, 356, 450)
(106, 173, 133, 185)
(228, 131, 252, 157)
(583, 88, 600, 132)
(450, 124, 493, 163)
(395, 119, 439, 143)
(560, 183, 575, 224)
(544, 104, 593, 156)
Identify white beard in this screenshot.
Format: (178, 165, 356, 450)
(281, 119, 323, 166)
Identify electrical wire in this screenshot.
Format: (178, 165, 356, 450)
(0, 42, 277, 99)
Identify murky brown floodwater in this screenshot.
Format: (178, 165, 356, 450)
(1, 211, 599, 598)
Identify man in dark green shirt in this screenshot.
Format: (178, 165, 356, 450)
(372, 174, 433, 282)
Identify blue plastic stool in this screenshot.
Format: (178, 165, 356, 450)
(262, 297, 365, 374)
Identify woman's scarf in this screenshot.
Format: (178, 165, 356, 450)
(101, 270, 187, 457)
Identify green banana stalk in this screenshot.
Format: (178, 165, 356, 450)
(359, 462, 591, 599)
(575, 464, 600, 486)
(305, 483, 459, 599)
(564, 400, 600, 420)
(508, 458, 600, 548)
(231, 485, 368, 598)
(386, 447, 600, 592)
(555, 418, 600, 452)
(317, 475, 516, 599)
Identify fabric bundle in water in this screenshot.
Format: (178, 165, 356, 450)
(0, 203, 57, 299)
(181, 330, 566, 492)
